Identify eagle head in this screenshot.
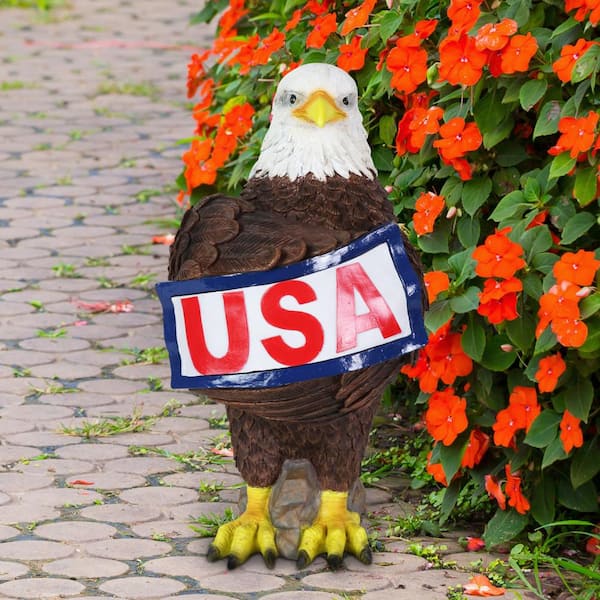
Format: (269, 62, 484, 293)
(250, 63, 376, 182)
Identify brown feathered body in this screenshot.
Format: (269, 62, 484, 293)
(169, 174, 425, 491)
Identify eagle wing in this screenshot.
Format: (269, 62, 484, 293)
(168, 191, 422, 423)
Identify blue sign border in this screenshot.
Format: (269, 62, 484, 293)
(156, 222, 427, 389)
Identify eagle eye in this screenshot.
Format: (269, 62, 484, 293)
(342, 96, 350, 106)
(289, 94, 297, 105)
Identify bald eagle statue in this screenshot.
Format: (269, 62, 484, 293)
(168, 63, 426, 570)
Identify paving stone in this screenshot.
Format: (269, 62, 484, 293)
(0, 525, 20, 541)
(99, 576, 186, 598)
(0, 540, 75, 561)
(64, 472, 147, 490)
(0, 577, 85, 598)
(0, 503, 60, 525)
(18, 336, 90, 353)
(0, 560, 29, 579)
(143, 555, 229, 579)
(163, 501, 236, 522)
(78, 378, 148, 394)
(95, 432, 176, 447)
(263, 593, 335, 600)
(102, 456, 182, 476)
(162, 471, 243, 490)
(0, 493, 11, 506)
(201, 570, 287, 594)
(29, 361, 103, 379)
(361, 569, 471, 599)
(55, 442, 129, 460)
(34, 521, 118, 542)
(152, 416, 210, 434)
(130, 520, 197, 539)
(38, 392, 115, 408)
(15, 458, 94, 475)
(0, 473, 54, 492)
(301, 570, 391, 592)
(80, 503, 162, 524)
(120, 486, 198, 506)
(43, 557, 130, 578)
(14, 487, 103, 507)
(0, 445, 43, 464)
(85, 538, 172, 560)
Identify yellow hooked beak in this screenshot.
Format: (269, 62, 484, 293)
(292, 90, 346, 128)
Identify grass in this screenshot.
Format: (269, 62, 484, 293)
(95, 81, 160, 101)
(120, 346, 168, 365)
(60, 406, 157, 438)
(36, 328, 67, 338)
(128, 442, 233, 470)
(190, 507, 235, 538)
(52, 262, 79, 277)
(0, 0, 63, 9)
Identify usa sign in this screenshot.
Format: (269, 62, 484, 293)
(157, 222, 427, 389)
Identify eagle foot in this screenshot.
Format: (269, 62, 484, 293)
(296, 490, 371, 570)
(207, 486, 277, 570)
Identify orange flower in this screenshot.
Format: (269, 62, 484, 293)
(306, 13, 337, 49)
(426, 322, 474, 387)
(505, 465, 530, 515)
(218, 0, 248, 37)
(337, 35, 368, 72)
(305, 0, 332, 15)
(464, 574, 506, 596)
(413, 192, 445, 236)
(439, 34, 487, 86)
(433, 117, 482, 161)
(225, 34, 259, 73)
(538, 281, 582, 322)
(499, 33, 538, 74)
(424, 270, 450, 303)
(408, 106, 444, 147)
(560, 410, 584, 453)
(549, 112, 599, 158)
(492, 405, 526, 447)
(447, 157, 474, 181)
(484, 474, 506, 510)
(447, 0, 482, 31)
(426, 451, 448, 486)
(535, 354, 566, 393)
(425, 387, 468, 446)
(340, 0, 376, 36)
(509, 386, 540, 432)
(473, 227, 526, 279)
(552, 39, 596, 83)
(186, 51, 210, 99)
(285, 9, 302, 31)
(461, 430, 490, 468)
(222, 102, 255, 138)
(475, 18, 517, 51)
(252, 29, 286, 67)
(477, 277, 523, 324)
(553, 250, 600, 286)
(414, 19, 438, 39)
(182, 138, 217, 191)
(387, 40, 428, 94)
(552, 317, 588, 347)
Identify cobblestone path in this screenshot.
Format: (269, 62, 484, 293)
(0, 1, 530, 598)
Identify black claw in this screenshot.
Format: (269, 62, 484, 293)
(359, 545, 373, 565)
(263, 549, 277, 569)
(227, 554, 242, 570)
(326, 553, 343, 571)
(207, 545, 221, 562)
(296, 550, 310, 570)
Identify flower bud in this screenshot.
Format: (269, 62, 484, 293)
(384, 185, 393, 194)
(446, 206, 457, 219)
(576, 286, 592, 298)
(500, 344, 514, 352)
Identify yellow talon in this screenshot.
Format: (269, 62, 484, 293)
(297, 490, 371, 570)
(207, 486, 277, 569)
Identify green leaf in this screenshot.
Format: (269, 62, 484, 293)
(440, 434, 468, 483)
(483, 509, 529, 549)
(524, 410, 561, 448)
(574, 167, 597, 207)
(560, 212, 595, 245)
(378, 10, 403, 43)
(532, 252, 559, 275)
(378, 115, 396, 146)
(519, 79, 547, 111)
(462, 177, 493, 217)
(371, 146, 394, 171)
(457, 216, 480, 248)
(505, 316, 535, 353)
(549, 153, 577, 179)
(480, 336, 517, 371)
(439, 480, 461, 525)
(533, 101, 561, 139)
(424, 300, 453, 333)
(541, 436, 568, 470)
(580, 293, 600, 319)
(570, 439, 600, 489)
(417, 221, 450, 254)
(530, 474, 556, 526)
(521, 226, 553, 261)
(534, 326, 557, 355)
(565, 378, 593, 422)
(462, 316, 486, 362)
(440, 177, 463, 206)
(578, 317, 600, 356)
(557, 476, 598, 512)
(447, 248, 477, 287)
(489, 190, 528, 222)
(571, 44, 600, 83)
(450, 286, 480, 313)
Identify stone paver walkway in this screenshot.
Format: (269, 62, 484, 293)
(0, 2, 531, 599)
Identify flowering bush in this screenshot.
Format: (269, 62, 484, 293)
(179, 0, 600, 546)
